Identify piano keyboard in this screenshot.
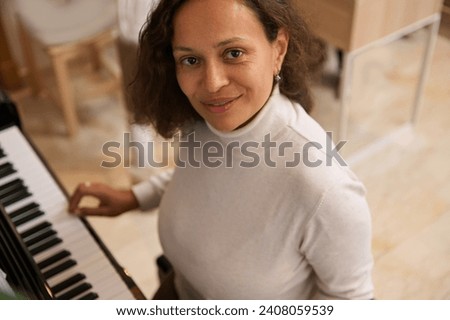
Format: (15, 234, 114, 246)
(0, 126, 135, 299)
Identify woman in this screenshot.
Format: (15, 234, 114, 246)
(70, 0, 374, 299)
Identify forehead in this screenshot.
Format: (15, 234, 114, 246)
(172, 0, 267, 46)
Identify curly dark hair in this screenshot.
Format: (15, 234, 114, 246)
(130, 0, 324, 138)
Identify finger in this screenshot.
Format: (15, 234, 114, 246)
(68, 182, 96, 213)
(68, 184, 86, 213)
(73, 205, 115, 217)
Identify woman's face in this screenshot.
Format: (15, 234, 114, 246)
(172, 0, 288, 132)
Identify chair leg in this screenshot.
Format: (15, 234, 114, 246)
(88, 43, 102, 72)
(17, 20, 43, 96)
(51, 54, 79, 136)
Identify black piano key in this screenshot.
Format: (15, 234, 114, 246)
(0, 178, 31, 207)
(11, 206, 44, 227)
(78, 292, 99, 300)
(0, 178, 23, 196)
(9, 202, 40, 219)
(0, 162, 16, 179)
(51, 273, 86, 295)
(1, 188, 31, 207)
(20, 221, 52, 239)
(57, 283, 92, 300)
(21, 222, 53, 242)
(29, 237, 62, 256)
(0, 146, 5, 159)
(24, 229, 57, 247)
(43, 259, 77, 279)
(37, 250, 71, 270)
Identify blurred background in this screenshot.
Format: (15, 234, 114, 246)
(0, 0, 449, 299)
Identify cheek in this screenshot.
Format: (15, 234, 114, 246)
(244, 63, 275, 95)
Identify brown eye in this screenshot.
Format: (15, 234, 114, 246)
(225, 50, 243, 60)
(181, 57, 199, 66)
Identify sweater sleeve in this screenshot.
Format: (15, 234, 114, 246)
(300, 181, 374, 300)
(131, 168, 174, 211)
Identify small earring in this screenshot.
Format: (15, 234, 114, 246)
(274, 72, 281, 83)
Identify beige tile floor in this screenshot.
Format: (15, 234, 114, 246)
(6, 20, 450, 300)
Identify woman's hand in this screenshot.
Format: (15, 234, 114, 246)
(68, 182, 139, 217)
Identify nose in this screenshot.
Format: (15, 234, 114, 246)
(202, 61, 229, 93)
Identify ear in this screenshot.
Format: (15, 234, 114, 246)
(272, 28, 289, 74)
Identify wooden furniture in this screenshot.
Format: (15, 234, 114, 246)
(296, 0, 443, 146)
(15, 0, 120, 136)
(443, 0, 450, 16)
(0, 12, 21, 90)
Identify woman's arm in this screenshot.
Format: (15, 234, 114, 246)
(300, 181, 374, 299)
(69, 168, 174, 216)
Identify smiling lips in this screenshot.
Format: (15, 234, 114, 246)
(202, 96, 241, 113)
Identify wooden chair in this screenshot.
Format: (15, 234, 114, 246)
(15, 0, 120, 136)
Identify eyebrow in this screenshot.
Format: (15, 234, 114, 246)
(216, 37, 246, 48)
(173, 37, 247, 52)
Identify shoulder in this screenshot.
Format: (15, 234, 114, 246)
(270, 95, 359, 189)
(267, 93, 371, 212)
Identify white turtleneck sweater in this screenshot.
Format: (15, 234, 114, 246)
(132, 87, 374, 300)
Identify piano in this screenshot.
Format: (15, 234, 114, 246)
(0, 89, 145, 300)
